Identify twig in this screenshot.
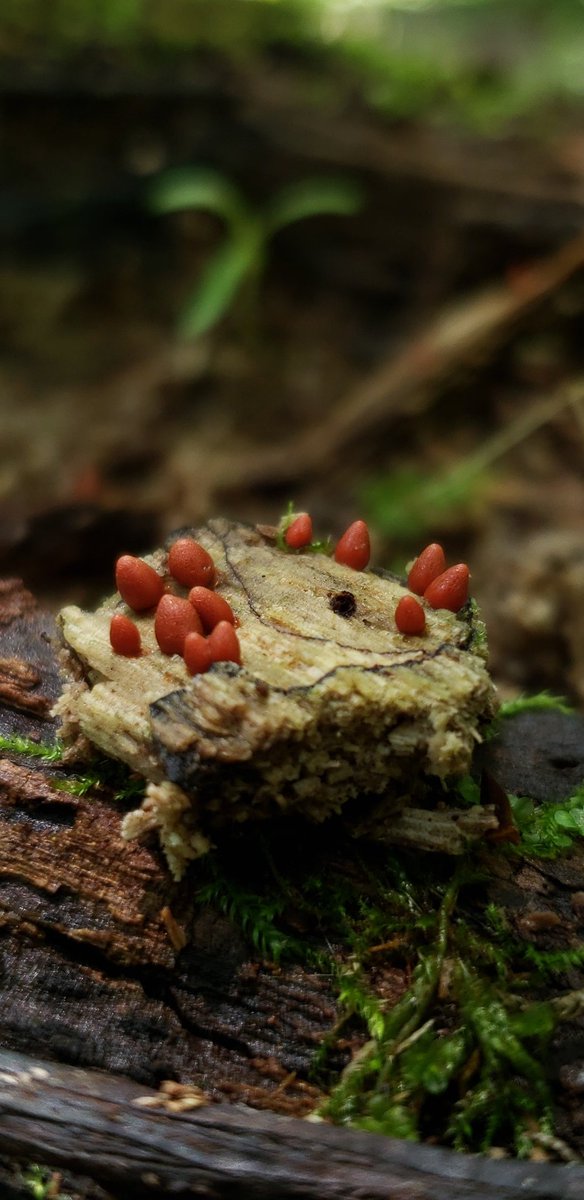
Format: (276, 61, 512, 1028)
(218, 232, 584, 490)
(531, 1132, 582, 1165)
(549, 988, 584, 1023)
(393, 1017, 435, 1058)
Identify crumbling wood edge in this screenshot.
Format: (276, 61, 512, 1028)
(1, 1051, 583, 1200)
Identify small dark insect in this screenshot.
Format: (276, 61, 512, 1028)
(329, 590, 357, 618)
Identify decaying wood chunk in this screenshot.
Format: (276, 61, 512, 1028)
(56, 520, 498, 878)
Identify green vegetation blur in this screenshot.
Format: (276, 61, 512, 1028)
(2, 0, 583, 128)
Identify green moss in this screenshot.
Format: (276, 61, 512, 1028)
(0, 733, 63, 762)
(465, 598, 488, 658)
(0, 732, 143, 804)
(482, 902, 584, 987)
(510, 788, 584, 858)
(276, 502, 334, 556)
(456, 771, 584, 862)
(48, 755, 143, 804)
(20, 1164, 68, 1200)
(195, 833, 577, 1157)
(483, 691, 575, 744)
(454, 774, 481, 807)
(522, 943, 584, 978)
(196, 862, 308, 965)
(498, 692, 574, 720)
(319, 884, 558, 1155)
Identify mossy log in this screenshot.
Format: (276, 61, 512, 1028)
(2, 577, 584, 1196)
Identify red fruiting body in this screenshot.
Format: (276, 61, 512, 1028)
(395, 595, 426, 636)
(424, 564, 470, 612)
(115, 555, 164, 612)
(208, 620, 241, 665)
(285, 513, 313, 549)
(168, 538, 216, 589)
(188, 586, 235, 631)
(407, 543, 446, 596)
(184, 631, 214, 676)
(334, 520, 371, 571)
(154, 594, 203, 655)
(110, 614, 142, 657)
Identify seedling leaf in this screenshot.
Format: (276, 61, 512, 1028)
(265, 176, 363, 234)
(177, 232, 260, 339)
(148, 167, 247, 227)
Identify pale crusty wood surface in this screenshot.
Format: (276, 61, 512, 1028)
(57, 520, 498, 877)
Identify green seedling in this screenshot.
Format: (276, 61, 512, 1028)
(148, 167, 362, 338)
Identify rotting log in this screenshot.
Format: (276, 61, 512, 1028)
(0, 578, 344, 1107)
(1, 1049, 584, 1200)
(1, 578, 584, 1197)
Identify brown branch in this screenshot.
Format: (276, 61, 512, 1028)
(0, 1050, 582, 1200)
(216, 231, 584, 492)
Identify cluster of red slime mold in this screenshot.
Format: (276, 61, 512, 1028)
(110, 537, 239, 674)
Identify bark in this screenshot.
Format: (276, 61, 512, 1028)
(0, 579, 341, 1109)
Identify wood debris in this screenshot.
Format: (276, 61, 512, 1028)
(57, 520, 498, 878)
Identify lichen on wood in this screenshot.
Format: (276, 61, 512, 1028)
(56, 519, 498, 878)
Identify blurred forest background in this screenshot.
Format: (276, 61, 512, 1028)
(1, 0, 584, 701)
